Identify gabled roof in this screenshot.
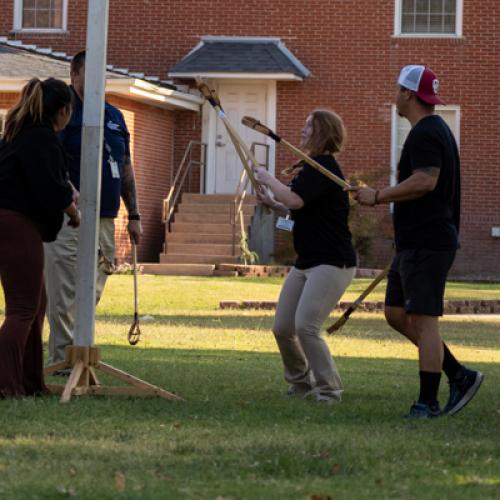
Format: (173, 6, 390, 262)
(169, 36, 310, 81)
(0, 39, 202, 112)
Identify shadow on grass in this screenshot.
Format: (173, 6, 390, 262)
(95, 313, 500, 350)
(39, 344, 499, 430)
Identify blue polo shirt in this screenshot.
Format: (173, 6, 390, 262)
(60, 88, 131, 218)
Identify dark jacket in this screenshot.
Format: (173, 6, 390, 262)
(0, 123, 73, 242)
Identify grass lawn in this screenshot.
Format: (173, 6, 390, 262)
(0, 276, 499, 499)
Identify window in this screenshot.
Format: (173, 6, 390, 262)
(13, 0, 68, 32)
(390, 106, 460, 187)
(394, 0, 463, 37)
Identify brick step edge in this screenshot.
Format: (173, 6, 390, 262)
(219, 299, 500, 314)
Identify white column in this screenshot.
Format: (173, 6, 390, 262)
(73, 0, 109, 346)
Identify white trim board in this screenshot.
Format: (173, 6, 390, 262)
(169, 72, 303, 81)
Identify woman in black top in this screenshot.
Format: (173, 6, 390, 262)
(255, 110, 356, 404)
(0, 77, 80, 398)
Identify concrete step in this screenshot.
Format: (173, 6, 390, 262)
(166, 243, 240, 255)
(178, 203, 256, 215)
(141, 263, 215, 276)
(160, 253, 240, 264)
(171, 222, 241, 234)
(182, 193, 257, 204)
(167, 233, 235, 244)
(174, 213, 252, 224)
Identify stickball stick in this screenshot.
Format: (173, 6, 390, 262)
(326, 262, 391, 334)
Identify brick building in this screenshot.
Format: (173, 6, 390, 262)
(0, 0, 498, 278)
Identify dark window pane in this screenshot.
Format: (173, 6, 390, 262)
(430, 0, 443, 13)
(444, 0, 456, 14)
(402, 0, 415, 13)
(52, 0, 63, 9)
(415, 13, 429, 31)
(430, 14, 443, 31)
(35, 9, 50, 28)
(22, 9, 36, 27)
(402, 13, 416, 32)
(443, 14, 456, 31)
(36, 0, 51, 9)
(416, 0, 429, 13)
(51, 9, 63, 28)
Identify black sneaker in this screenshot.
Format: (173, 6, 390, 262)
(443, 368, 484, 416)
(405, 401, 442, 419)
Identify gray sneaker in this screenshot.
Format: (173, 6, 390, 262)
(303, 388, 340, 405)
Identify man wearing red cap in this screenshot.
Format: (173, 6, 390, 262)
(350, 65, 483, 418)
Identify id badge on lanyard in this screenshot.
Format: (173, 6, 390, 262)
(276, 214, 294, 232)
(105, 142, 120, 179)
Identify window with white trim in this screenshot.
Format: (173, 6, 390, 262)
(390, 106, 460, 187)
(13, 0, 68, 32)
(0, 110, 7, 139)
(395, 0, 463, 37)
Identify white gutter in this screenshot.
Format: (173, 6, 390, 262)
(168, 72, 303, 81)
(106, 78, 203, 111)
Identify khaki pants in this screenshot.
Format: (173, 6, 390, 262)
(44, 216, 116, 364)
(273, 265, 356, 400)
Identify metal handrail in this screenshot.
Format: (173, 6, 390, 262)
(162, 141, 207, 225)
(231, 141, 270, 258)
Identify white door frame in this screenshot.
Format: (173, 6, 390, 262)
(202, 79, 277, 194)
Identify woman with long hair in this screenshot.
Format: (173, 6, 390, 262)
(0, 77, 80, 398)
(254, 110, 357, 404)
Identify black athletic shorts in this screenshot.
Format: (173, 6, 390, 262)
(385, 249, 456, 316)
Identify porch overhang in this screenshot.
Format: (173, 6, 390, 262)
(169, 36, 311, 82)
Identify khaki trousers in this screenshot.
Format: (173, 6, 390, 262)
(273, 264, 356, 400)
(44, 216, 116, 364)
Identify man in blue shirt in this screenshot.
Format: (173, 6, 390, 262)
(45, 51, 143, 366)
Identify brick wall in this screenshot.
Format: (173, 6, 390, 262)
(2, 0, 499, 277)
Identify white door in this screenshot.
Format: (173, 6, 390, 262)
(214, 82, 268, 193)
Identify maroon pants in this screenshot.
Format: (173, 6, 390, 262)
(0, 209, 47, 398)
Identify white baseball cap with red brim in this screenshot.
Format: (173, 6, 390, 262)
(398, 65, 445, 105)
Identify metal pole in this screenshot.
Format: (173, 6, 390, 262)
(74, 0, 109, 346)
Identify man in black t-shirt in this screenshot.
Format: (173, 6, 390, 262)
(351, 65, 483, 418)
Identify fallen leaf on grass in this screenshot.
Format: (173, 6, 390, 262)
(115, 471, 126, 493)
(330, 464, 341, 475)
(173, 421, 182, 430)
(310, 496, 332, 500)
(69, 467, 77, 477)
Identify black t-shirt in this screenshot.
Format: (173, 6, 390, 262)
(394, 115, 460, 251)
(0, 124, 73, 242)
(289, 155, 357, 269)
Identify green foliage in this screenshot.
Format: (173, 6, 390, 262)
(240, 229, 259, 265)
(347, 171, 392, 260)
